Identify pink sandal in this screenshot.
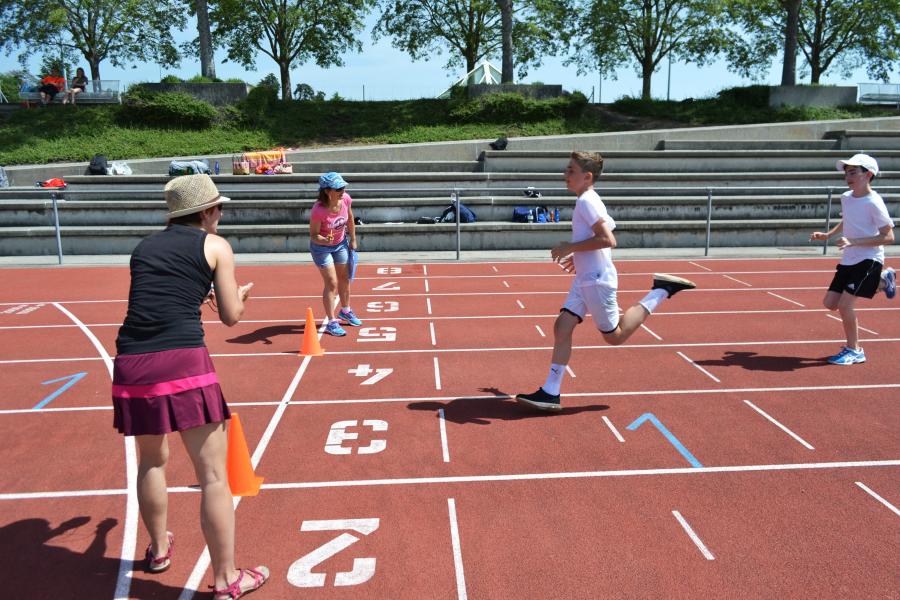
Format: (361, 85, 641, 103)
(145, 531, 174, 573)
(211, 566, 269, 600)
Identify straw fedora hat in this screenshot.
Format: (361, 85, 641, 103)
(164, 174, 230, 218)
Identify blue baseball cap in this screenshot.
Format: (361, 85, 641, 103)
(319, 171, 347, 190)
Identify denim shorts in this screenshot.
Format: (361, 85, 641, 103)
(310, 238, 349, 268)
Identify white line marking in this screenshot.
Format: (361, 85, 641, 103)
(640, 323, 662, 341)
(3, 460, 899, 500)
(743, 400, 814, 450)
(825, 313, 879, 335)
(430, 322, 437, 346)
(447, 498, 468, 600)
(767, 292, 805, 307)
(53, 303, 137, 600)
(424, 279, 430, 293)
(602, 416, 625, 443)
(535, 325, 546, 337)
(676, 351, 721, 383)
(723, 275, 752, 287)
(438, 408, 450, 463)
(491, 266, 498, 272)
(502, 280, 510, 288)
(179, 342, 317, 599)
(516, 300, 525, 309)
(426, 297, 432, 315)
(855, 482, 900, 517)
(672, 511, 715, 560)
(689, 262, 713, 271)
(422, 265, 428, 276)
(565, 365, 576, 378)
(434, 356, 442, 390)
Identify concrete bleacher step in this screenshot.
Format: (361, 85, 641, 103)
(657, 140, 839, 151)
(0, 219, 832, 256)
(480, 150, 900, 173)
(824, 130, 900, 150)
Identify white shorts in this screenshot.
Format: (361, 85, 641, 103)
(562, 283, 620, 333)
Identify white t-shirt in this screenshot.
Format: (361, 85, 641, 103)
(571, 188, 618, 288)
(839, 189, 894, 265)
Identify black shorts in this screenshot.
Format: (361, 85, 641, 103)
(827, 259, 882, 298)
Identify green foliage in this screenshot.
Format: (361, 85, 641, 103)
(0, 72, 22, 102)
(186, 75, 221, 83)
(160, 74, 183, 83)
(225, 78, 246, 84)
(449, 92, 587, 123)
(119, 90, 218, 129)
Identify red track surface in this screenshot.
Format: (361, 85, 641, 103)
(1, 257, 898, 599)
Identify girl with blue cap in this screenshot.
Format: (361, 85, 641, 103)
(309, 171, 362, 336)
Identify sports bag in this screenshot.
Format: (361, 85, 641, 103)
(441, 200, 476, 223)
(169, 159, 210, 176)
(512, 206, 530, 223)
(0, 166, 8, 188)
(88, 154, 108, 175)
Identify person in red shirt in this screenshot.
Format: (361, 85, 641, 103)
(38, 69, 65, 105)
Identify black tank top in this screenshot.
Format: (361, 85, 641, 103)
(116, 224, 214, 355)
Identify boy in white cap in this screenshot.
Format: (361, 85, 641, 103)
(810, 153, 895, 365)
(516, 152, 697, 411)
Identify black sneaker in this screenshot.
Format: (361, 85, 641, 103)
(652, 273, 697, 298)
(515, 388, 562, 411)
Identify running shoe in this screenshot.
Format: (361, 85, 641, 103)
(338, 307, 363, 326)
(515, 388, 562, 411)
(882, 267, 895, 299)
(652, 273, 697, 298)
(325, 320, 347, 337)
(827, 346, 865, 365)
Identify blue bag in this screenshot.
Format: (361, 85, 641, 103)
(512, 206, 530, 223)
(348, 248, 358, 281)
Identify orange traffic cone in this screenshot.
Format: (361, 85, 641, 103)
(227, 413, 264, 497)
(300, 306, 325, 356)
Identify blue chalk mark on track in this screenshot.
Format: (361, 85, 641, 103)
(34, 372, 87, 410)
(626, 412, 703, 468)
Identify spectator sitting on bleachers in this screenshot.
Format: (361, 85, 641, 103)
(38, 69, 65, 106)
(63, 68, 88, 105)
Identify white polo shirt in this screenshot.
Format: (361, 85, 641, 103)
(571, 188, 618, 288)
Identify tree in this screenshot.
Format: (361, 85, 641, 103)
(0, 0, 184, 81)
(195, 0, 216, 79)
(213, 0, 374, 101)
(373, 0, 561, 80)
(726, 0, 900, 85)
(567, 0, 727, 100)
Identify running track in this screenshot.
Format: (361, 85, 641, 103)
(0, 257, 898, 599)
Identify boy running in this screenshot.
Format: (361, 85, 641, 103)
(516, 151, 696, 411)
(810, 153, 895, 365)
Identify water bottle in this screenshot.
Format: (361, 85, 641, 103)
(554, 207, 560, 222)
(527, 209, 534, 223)
(214, 160, 220, 175)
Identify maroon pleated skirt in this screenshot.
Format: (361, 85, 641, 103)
(112, 346, 230, 436)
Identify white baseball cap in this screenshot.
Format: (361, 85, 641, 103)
(836, 153, 879, 177)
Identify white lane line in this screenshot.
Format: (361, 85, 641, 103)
(743, 400, 814, 450)
(430, 322, 437, 346)
(502, 281, 510, 288)
(855, 482, 900, 517)
(640, 323, 663, 341)
(516, 300, 525, 309)
(53, 302, 137, 600)
(689, 262, 713, 271)
(826, 313, 879, 335)
(602, 416, 625, 443)
(535, 325, 546, 337)
(565, 365, 576, 378)
(491, 266, 498, 272)
(767, 292, 805, 307)
(672, 511, 715, 560)
(438, 408, 450, 463)
(180, 340, 317, 600)
(5, 460, 899, 500)
(422, 265, 428, 276)
(426, 297, 432, 315)
(447, 498, 468, 600)
(425, 279, 430, 293)
(724, 275, 752, 287)
(434, 356, 442, 390)
(676, 351, 721, 383)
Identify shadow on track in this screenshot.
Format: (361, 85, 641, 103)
(694, 351, 829, 372)
(226, 324, 304, 345)
(408, 387, 608, 425)
(0, 515, 185, 598)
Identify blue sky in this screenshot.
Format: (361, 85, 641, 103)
(1, 14, 884, 102)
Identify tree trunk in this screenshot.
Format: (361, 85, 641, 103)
(279, 60, 291, 101)
(89, 58, 101, 84)
(780, 0, 801, 86)
(641, 55, 653, 100)
(497, 0, 514, 83)
(195, 0, 216, 79)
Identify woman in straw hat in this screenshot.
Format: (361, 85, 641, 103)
(112, 174, 268, 599)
